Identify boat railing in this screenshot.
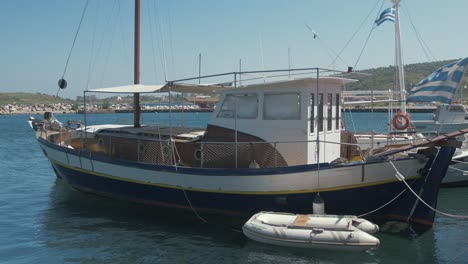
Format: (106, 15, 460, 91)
(169, 67, 360, 89)
(40, 126, 365, 168)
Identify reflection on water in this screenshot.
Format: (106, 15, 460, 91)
(36, 179, 450, 263)
(40, 179, 250, 263)
(1, 113, 466, 264)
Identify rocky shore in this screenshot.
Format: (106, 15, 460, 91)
(0, 103, 76, 115)
(0, 102, 213, 115)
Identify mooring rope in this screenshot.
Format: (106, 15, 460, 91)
(450, 159, 468, 165)
(389, 160, 468, 219)
(182, 189, 207, 223)
(448, 166, 468, 173)
(182, 189, 242, 233)
(357, 182, 412, 218)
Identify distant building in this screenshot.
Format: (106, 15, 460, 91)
(76, 95, 97, 102)
(185, 96, 218, 108)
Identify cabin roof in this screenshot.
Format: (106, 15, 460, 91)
(86, 77, 356, 94)
(221, 77, 357, 93)
(87, 83, 232, 94)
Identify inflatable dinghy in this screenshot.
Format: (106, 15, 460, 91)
(242, 212, 380, 251)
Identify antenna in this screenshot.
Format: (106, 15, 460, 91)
(259, 34, 266, 82)
(288, 47, 291, 78)
(198, 53, 202, 84)
(239, 58, 242, 86)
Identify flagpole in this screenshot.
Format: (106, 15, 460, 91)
(394, 0, 407, 115)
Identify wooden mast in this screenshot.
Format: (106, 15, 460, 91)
(133, 0, 141, 128)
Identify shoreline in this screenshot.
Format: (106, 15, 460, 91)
(1, 107, 437, 116)
(0, 108, 215, 116)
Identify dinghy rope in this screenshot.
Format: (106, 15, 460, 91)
(389, 160, 468, 219)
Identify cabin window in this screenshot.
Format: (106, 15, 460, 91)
(327, 94, 333, 131)
(217, 93, 258, 119)
(264, 93, 300, 120)
(310, 93, 315, 133)
(335, 94, 340, 130)
(318, 93, 323, 132)
(448, 105, 464, 112)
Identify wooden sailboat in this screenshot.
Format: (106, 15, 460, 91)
(30, 0, 466, 233)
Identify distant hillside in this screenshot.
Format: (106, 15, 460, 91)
(348, 59, 468, 91)
(1, 59, 467, 105)
(0, 92, 73, 105)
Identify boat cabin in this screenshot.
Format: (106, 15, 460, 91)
(205, 77, 352, 165)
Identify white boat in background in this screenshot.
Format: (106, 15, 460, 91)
(412, 104, 468, 137)
(242, 212, 380, 251)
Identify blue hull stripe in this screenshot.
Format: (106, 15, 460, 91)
(50, 160, 433, 226)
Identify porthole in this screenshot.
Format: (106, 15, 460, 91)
(194, 149, 202, 161)
(97, 137, 104, 147)
(138, 143, 146, 154)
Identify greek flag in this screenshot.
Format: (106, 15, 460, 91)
(407, 57, 468, 104)
(375, 7, 395, 26)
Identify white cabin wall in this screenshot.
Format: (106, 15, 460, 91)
(209, 78, 345, 166)
(306, 79, 342, 164)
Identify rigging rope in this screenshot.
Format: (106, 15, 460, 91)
(402, 1, 437, 62)
(99, 1, 121, 87)
(87, 0, 118, 90)
(85, 0, 100, 90)
(56, 0, 89, 98)
(327, 0, 382, 69)
(389, 160, 468, 219)
(146, 0, 161, 84)
(305, 25, 348, 68)
(353, 0, 385, 70)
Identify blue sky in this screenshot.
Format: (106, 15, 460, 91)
(0, 0, 467, 99)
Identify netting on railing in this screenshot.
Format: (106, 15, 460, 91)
(199, 142, 288, 168)
(44, 128, 360, 169)
(139, 139, 175, 166)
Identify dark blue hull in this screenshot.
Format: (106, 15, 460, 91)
(49, 142, 455, 232)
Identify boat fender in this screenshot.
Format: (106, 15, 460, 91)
(392, 111, 410, 130)
(313, 193, 325, 214)
(249, 160, 260, 168)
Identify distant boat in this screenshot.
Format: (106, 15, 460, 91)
(29, 0, 466, 233)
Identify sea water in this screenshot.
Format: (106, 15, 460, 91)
(0, 112, 467, 264)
